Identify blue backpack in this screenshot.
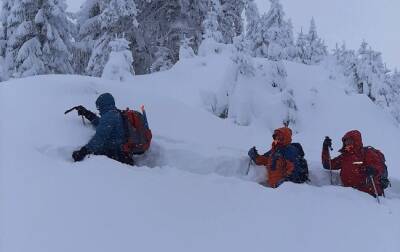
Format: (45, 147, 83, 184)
(287, 143, 309, 183)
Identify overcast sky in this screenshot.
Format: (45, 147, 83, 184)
(66, 0, 399, 70)
(255, 0, 400, 70)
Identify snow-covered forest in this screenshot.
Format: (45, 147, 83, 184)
(0, 0, 399, 125)
(2, 1, 400, 251)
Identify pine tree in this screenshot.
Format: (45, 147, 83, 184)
(285, 19, 297, 60)
(35, 0, 75, 74)
(198, 0, 224, 56)
(0, 0, 74, 78)
(0, 0, 11, 58)
(332, 42, 358, 84)
(304, 18, 327, 64)
(253, 0, 294, 60)
(244, 0, 261, 55)
(296, 18, 327, 65)
(102, 37, 134, 81)
(219, 0, 245, 43)
(78, 0, 139, 77)
(134, 0, 207, 74)
(356, 41, 387, 103)
(295, 29, 307, 63)
(232, 34, 254, 78)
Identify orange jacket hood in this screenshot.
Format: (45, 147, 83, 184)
(273, 127, 293, 147)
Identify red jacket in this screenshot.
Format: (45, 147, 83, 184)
(322, 130, 385, 196)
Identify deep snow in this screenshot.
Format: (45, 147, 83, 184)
(1, 53, 400, 252)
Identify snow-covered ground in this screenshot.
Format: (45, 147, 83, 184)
(1, 53, 400, 252)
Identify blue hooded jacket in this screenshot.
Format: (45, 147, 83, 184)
(85, 93, 125, 154)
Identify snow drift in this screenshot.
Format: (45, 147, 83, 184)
(1, 53, 400, 252)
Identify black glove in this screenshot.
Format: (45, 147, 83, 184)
(76, 106, 96, 121)
(72, 147, 89, 162)
(323, 136, 332, 150)
(248, 146, 259, 162)
(365, 166, 377, 177)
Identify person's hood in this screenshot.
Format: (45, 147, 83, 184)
(341, 130, 363, 152)
(273, 127, 292, 147)
(96, 93, 116, 115)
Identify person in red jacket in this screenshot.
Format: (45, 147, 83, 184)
(248, 127, 308, 188)
(322, 130, 385, 196)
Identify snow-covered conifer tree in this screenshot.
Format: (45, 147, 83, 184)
(285, 19, 297, 60)
(133, 0, 207, 73)
(78, 0, 138, 77)
(198, 0, 224, 56)
(232, 34, 254, 78)
(253, 0, 294, 60)
(0, 0, 74, 78)
(356, 41, 388, 103)
(219, 0, 245, 43)
(35, 0, 75, 74)
(295, 29, 307, 63)
(0, 0, 11, 58)
(244, 0, 261, 55)
(332, 42, 358, 83)
(102, 37, 134, 82)
(303, 18, 327, 64)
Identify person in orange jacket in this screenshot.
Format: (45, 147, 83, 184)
(248, 127, 308, 188)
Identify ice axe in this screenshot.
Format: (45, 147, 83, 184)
(64, 106, 86, 126)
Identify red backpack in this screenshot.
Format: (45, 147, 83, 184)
(363, 146, 390, 190)
(120, 107, 152, 155)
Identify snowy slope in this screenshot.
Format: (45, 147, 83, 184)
(1, 54, 400, 252)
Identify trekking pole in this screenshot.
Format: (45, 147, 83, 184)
(140, 104, 149, 128)
(246, 159, 252, 175)
(369, 175, 381, 204)
(327, 144, 334, 185)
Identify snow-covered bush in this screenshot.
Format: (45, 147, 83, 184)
(102, 38, 134, 82)
(179, 36, 195, 60)
(201, 41, 299, 129)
